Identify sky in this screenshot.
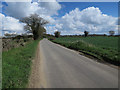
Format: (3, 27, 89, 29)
(0, 0, 119, 36)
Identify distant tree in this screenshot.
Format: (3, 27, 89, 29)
(109, 30, 115, 36)
(103, 34, 107, 36)
(54, 31, 61, 38)
(4, 33, 17, 38)
(20, 14, 48, 40)
(84, 31, 89, 37)
(4, 33, 12, 38)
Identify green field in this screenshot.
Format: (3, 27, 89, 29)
(2, 39, 40, 88)
(52, 36, 119, 65)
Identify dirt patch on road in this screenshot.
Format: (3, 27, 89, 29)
(28, 41, 47, 88)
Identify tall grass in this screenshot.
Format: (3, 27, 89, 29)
(2, 39, 40, 88)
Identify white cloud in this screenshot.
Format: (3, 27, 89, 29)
(38, 0, 61, 16)
(39, 14, 55, 24)
(45, 25, 58, 34)
(0, 13, 25, 34)
(4, 2, 38, 19)
(54, 7, 118, 35)
(2, 0, 61, 30)
(3, 1, 61, 18)
(2, 1, 118, 35)
(2, 0, 61, 35)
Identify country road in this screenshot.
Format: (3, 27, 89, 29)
(37, 39, 118, 88)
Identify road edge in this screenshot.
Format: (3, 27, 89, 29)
(27, 42, 42, 88)
(49, 39, 119, 69)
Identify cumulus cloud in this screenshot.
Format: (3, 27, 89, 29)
(3, 1, 61, 19)
(2, 1, 118, 35)
(2, 0, 60, 25)
(38, 0, 61, 16)
(0, 13, 25, 33)
(54, 7, 118, 35)
(1, 0, 61, 35)
(4, 2, 39, 19)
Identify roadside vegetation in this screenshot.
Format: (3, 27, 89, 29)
(54, 31, 61, 38)
(2, 39, 40, 88)
(2, 13, 48, 88)
(2, 35, 33, 51)
(52, 36, 119, 66)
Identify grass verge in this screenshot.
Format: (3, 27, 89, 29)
(2, 39, 40, 88)
(51, 37, 119, 66)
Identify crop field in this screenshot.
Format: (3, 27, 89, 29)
(52, 36, 119, 65)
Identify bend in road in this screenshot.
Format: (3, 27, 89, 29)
(40, 39, 118, 88)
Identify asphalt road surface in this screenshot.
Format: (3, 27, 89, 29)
(39, 39, 118, 88)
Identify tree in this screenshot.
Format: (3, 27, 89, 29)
(54, 31, 60, 38)
(84, 31, 89, 37)
(4, 33, 12, 38)
(20, 14, 48, 40)
(109, 30, 115, 36)
(4, 33, 17, 38)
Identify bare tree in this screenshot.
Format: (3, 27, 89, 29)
(20, 14, 48, 40)
(54, 31, 61, 38)
(109, 30, 115, 36)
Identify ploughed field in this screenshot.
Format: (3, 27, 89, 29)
(52, 36, 119, 65)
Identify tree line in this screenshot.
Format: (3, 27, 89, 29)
(4, 13, 116, 39)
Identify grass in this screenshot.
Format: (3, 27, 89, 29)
(2, 39, 40, 88)
(52, 36, 119, 65)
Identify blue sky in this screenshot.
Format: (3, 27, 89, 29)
(58, 2, 118, 17)
(0, 1, 118, 36)
(50, 2, 118, 35)
(1, 2, 118, 17)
